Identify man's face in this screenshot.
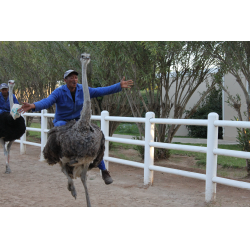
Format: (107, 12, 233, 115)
(1, 88, 8, 97)
(64, 74, 78, 92)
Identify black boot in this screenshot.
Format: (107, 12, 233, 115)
(101, 170, 113, 185)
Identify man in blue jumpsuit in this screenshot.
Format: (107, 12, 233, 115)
(19, 70, 133, 184)
(0, 83, 19, 114)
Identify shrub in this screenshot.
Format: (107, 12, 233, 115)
(185, 86, 223, 139)
(236, 125, 250, 152)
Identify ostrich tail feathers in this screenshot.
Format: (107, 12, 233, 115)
(43, 132, 60, 165)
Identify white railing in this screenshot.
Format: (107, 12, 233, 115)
(15, 110, 250, 203)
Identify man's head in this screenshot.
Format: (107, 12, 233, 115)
(64, 70, 79, 92)
(0, 83, 9, 97)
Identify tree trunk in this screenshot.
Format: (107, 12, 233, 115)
(246, 159, 250, 176)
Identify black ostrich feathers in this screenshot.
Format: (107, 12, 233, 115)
(43, 120, 105, 171)
(0, 112, 26, 142)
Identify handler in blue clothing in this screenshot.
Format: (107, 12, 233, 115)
(0, 83, 19, 114)
(18, 70, 133, 185)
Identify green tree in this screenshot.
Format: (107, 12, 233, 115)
(186, 86, 223, 139)
(206, 41, 250, 176)
(125, 41, 219, 159)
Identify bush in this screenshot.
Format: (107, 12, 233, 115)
(236, 126, 250, 152)
(185, 86, 223, 139)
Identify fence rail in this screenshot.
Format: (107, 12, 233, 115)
(15, 110, 250, 203)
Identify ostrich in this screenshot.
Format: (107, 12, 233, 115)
(0, 80, 26, 173)
(43, 53, 105, 207)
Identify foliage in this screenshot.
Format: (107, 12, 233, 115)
(236, 127, 250, 152)
(185, 86, 223, 139)
(204, 41, 250, 175)
(139, 90, 159, 118)
(235, 115, 250, 153)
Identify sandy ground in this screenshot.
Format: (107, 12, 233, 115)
(1, 143, 250, 207)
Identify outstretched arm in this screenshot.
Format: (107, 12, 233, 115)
(89, 77, 134, 98)
(18, 88, 59, 113)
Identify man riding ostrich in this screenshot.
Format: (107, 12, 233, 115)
(0, 81, 26, 173)
(18, 56, 133, 198)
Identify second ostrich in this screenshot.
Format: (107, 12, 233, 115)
(43, 53, 105, 207)
(0, 80, 26, 173)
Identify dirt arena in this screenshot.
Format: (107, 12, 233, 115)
(1, 142, 250, 207)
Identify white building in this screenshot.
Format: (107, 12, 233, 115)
(163, 72, 249, 142)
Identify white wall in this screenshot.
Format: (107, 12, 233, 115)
(162, 72, 249, 141)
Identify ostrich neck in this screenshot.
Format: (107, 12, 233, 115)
(9, 86, 14, 111)
(78, 61, 91, 128)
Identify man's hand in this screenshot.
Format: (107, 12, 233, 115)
(18, 102, 35, 114)
(120, 76, 133, 88)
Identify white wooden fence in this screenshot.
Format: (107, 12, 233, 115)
(15, 110, 250, 203)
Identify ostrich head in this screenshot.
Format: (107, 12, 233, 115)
(8, 80, 15, 89)
(80, 53, 91, 65)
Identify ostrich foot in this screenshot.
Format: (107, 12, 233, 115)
(67, 183, 77, 199)
(5, 164, 11, 174)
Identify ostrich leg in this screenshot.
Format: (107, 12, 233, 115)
(0, 138, 6, 154)
(0, 138, 12, 174)
(61, 162, 77, 199)
(81, 164, 91, 207)
(5, 140, 14, 174)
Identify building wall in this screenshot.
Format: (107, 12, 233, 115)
(162, 72, 248, 141)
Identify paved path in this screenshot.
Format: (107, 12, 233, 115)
(112, 134, 238, 145)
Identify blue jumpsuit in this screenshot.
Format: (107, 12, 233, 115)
(33, 82, 122, 170)
(0, 92, 19, 114)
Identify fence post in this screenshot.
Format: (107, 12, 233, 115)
(205, 112, 219, 203)
(44, 110, 48, 145)
(144, 112, 155, 186)
(39, 109, 47, 161)
(101, 110, 109, 170)
(20, 115, 27, 155)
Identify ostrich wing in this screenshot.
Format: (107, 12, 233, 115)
(43, 120, 76, 165)
(0, 112, 25, 141)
